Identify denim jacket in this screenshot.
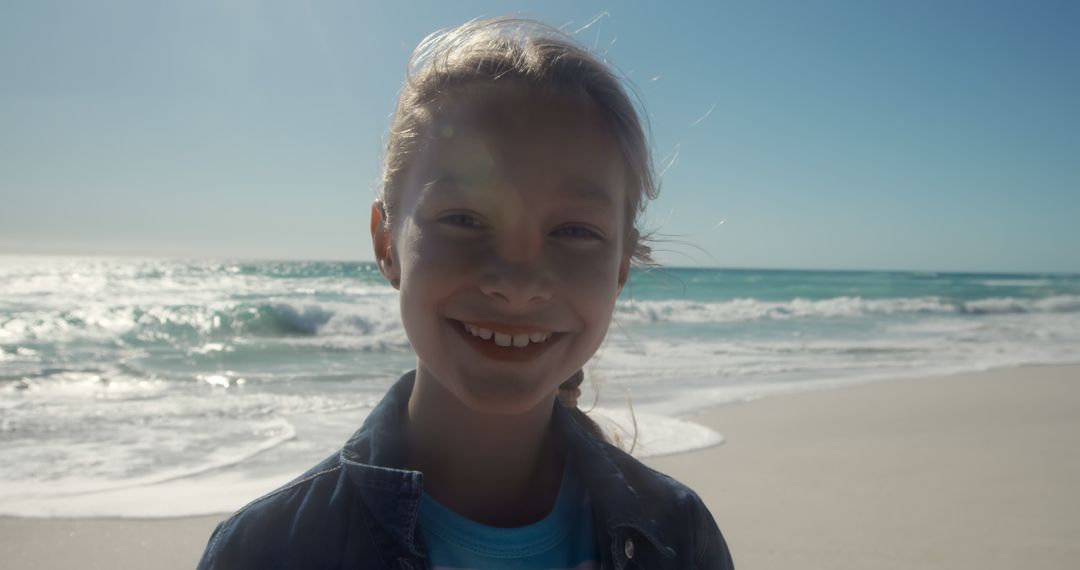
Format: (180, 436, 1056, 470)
(197, 372, 734, 569)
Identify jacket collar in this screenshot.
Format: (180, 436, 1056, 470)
(339, 371, 424, 559)
(339, 371, 675, 560)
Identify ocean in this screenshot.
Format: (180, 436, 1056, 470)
(2, 255, 1078, 517)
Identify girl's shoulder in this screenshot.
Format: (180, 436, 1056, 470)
(196, 452, 356, 569)
(584, 439, 735, 569)
(588, 436, 706, 505)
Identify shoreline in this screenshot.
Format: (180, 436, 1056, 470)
(3, 363, 1078, 569)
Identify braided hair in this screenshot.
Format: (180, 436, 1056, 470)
(557, 370, 607, 443)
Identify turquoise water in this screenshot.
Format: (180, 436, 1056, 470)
(2, 256, 1078, 516)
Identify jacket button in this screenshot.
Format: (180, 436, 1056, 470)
(624, 538, 635, 560)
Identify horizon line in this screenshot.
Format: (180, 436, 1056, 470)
(1, 249, 1076, 277)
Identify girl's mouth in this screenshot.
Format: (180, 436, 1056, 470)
(448, 319, 563, 361)
(462, 322, 552, 347)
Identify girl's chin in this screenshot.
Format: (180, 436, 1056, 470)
(445, 369, 565, 416)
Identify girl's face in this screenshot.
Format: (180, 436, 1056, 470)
(374, 84, 631, 416)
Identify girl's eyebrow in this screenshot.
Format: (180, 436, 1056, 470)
(419, 175, 617, 209)
(419, 175, 466, 198)
(560, 181, 617, 209)
(424, 172, 487, 196)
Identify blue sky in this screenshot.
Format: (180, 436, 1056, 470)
(1, 0, 1077, 273)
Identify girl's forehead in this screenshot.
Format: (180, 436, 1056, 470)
(431, 83, 603, 132)
(417, 84, 625, 187)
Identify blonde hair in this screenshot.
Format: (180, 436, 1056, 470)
(377, 17, 658, 264)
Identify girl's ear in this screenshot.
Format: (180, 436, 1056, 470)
(370, 201, 400, 289)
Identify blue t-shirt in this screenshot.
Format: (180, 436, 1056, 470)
(418, 466, 598, 570)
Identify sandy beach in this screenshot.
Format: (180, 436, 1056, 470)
(2, 363, 1077, 569)
(648, 364, 1080, 569)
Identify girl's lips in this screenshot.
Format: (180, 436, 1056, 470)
(457, 320, 557, 335)
(447, 319, 563, 362)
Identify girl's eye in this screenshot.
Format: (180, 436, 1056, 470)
(552, 225, 602, 240)
(441, 213, 483, 228)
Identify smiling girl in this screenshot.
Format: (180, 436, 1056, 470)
(199, 17, 733, 570)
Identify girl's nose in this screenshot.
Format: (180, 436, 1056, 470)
(479, 259, 554, 308)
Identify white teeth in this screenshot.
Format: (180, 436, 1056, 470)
(463, 322, 552, 348)
(465, 324, 494, 340)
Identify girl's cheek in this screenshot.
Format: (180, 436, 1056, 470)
(405, 226, 488, 275)
(550, 245, 624, 286)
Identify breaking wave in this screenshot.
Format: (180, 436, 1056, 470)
(0, 300, 403, 345)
